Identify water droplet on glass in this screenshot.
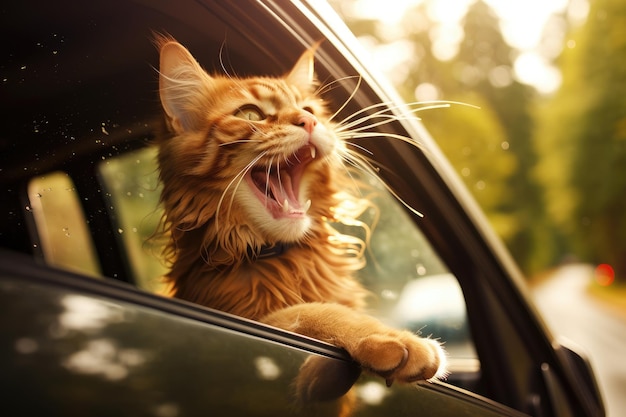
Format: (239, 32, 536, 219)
(416, 264, 427, 276)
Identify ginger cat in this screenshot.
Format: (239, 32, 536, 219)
(155, 36, 446, 391)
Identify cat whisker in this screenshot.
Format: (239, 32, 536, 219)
(336, 114, 414, 135)
(328, 75, 362, 124)
(218, 139, 263, 147)
(248, 121, 269, 137)
(334, 101, 400, 127)
(290, 149, 303, 165)
(265, 157, 273, 209)
(339, 147, 424, 218)
(339, 131, 421, 147)
(336, 100, 478, 131)
(344, 141, 373, 156)
(276, 159, 285, 203)
(315, 75, 361, 97)
(218, 40, 233, 79)
(215, 150, 268, 228)
(336, 102, 457, 133)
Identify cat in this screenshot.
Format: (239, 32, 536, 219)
(154, 36, 446, 391)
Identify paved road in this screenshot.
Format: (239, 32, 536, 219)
(532, 264, 626, 417)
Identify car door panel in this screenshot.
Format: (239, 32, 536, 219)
(1, 252, 528, 417)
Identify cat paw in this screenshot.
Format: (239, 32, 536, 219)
(352, 332, 446, 386)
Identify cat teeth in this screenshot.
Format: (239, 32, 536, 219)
(310, 145, 316, 159)
(282, 199, 289, 213)
(304, 199, 312, 213)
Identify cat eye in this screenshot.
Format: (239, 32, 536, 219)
(234, 105, 266, 122)
(302, 106, 314, 115)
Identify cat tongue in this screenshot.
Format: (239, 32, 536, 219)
(268, 171, 303, 214)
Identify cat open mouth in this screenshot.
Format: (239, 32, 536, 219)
(245, 144, 317, 219)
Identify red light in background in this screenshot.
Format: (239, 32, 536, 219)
(595, 263, 615, 286)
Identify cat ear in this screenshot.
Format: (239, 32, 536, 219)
(286, 43, 320, 91)
(158, 39, 212, 133)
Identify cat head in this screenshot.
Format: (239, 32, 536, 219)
(156, 37, 348, 257)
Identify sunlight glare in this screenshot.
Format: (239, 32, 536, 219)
(484, 0, 569, 50)
(338, 0, 588, 94)
(349, 0, 423, 24)
(514, 52, 562, 94)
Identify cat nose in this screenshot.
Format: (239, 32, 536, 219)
(296, 115, 317, 134)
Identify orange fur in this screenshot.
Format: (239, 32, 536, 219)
(155, 37, 446, 405)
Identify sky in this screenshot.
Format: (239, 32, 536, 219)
(338, 0, 590, 95)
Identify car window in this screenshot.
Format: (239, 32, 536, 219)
(98, 147, 167, 293)
(97, 147, 479, 376)
(28, 172, 101, 277)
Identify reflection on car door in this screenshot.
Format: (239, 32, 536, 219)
(1, 253, 527, 417)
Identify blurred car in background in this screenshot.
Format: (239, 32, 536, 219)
(0, 0, 604, 416)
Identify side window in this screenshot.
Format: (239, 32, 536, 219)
(98, 147, 167, 293)
(341, 177, 479, 368)
(28, 172, 101, 277)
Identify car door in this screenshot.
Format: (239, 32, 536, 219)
(1, 251, 528, 417)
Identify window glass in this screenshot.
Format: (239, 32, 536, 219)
(28, 172, 101, 277)
(339, 175, 478, 364)
(98, 147, 167, 293)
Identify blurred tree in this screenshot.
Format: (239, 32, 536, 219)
(332, 0, 548, 275)
(441, 2, 547, 274)
(535, 0, 626, 281)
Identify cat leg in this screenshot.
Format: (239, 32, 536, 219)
(261, 302, 447, 386)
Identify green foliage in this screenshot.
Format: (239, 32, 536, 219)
(333, 0, 547, 275)
(421, 93, 519, 240)
(535, 0, 626, 280)
(98, 147, 168, 291)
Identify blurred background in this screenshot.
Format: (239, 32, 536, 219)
(327, 0, 626, 415)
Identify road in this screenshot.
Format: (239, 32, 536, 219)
(532, 263, 626, 417)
